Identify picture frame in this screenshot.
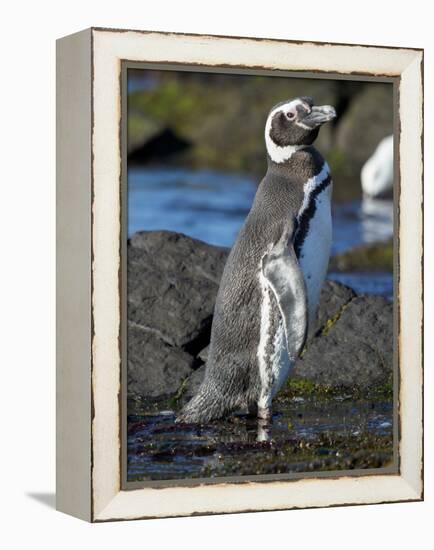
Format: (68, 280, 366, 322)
(56, 27, 423, 522)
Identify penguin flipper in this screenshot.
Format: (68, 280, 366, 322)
(262, 225, 308, 361)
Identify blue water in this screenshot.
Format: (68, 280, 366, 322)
(128, 166, 394, 298)
(128, 167, 256, 247)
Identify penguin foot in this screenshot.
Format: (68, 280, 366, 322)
(257, 406, 272, 422)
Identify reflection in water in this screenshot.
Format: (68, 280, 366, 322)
(360, 197, 394, 244)
(330, 197, 394, 298)
(127, 399, 393, 481)
(257, 419, 272, 442)
(331, 198, 393, 255)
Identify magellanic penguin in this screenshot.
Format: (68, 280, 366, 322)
(361, 135, 393, 199)
(177, 97, 336, 424)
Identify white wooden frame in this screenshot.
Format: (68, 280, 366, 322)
(56, 27, 423, 522)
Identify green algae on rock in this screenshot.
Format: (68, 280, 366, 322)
(329, 240, 393, 272)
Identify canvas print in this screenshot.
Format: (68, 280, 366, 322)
(125, 68, 395, 483)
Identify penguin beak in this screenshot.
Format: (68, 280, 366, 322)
(302, 105, 337, 128)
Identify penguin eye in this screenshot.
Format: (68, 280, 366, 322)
(286, 111, 295, 120)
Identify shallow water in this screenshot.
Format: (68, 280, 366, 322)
(127, 398, 393, 481)
(128, 166, 393, 298)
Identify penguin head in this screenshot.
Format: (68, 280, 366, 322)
(265, 97, 336, 163)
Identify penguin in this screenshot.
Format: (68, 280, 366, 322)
(177, 97, 336, 424)
(361, 135, 394, 199)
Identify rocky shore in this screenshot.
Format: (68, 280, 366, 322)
(127, 230, 393, 410)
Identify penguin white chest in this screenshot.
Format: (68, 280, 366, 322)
(297, 183, 333, 329)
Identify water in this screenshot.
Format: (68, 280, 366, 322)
(128, 167, 256, 247)
(127, 399, 393, 481)
(328, 271, 393, 299)
(128, 166, 393, 297)
(331, 197, 393, 254)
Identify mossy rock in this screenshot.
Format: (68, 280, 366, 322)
(329, 240, 393, 272)
(127, 72, 339, 176)
(127, 113, 164, 154)
(331, 84, 393, 202)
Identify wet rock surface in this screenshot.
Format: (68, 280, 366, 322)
(127, 398, 393, 481)
(127, 230, 393, 401)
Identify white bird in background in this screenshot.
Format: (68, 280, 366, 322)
(361, 135, 394, 199)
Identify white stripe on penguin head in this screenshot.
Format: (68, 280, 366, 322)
(265, 98, 306, 163)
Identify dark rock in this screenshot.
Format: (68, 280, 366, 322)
(183, 364, 206, 400)
(128, 127, 191, 164)
(126, 116, 165, 154)
(294, 295, 393, 388)
(128, 231, 229, 350)
(127, 323, 195, 397)
(315, 280, 357, 332)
